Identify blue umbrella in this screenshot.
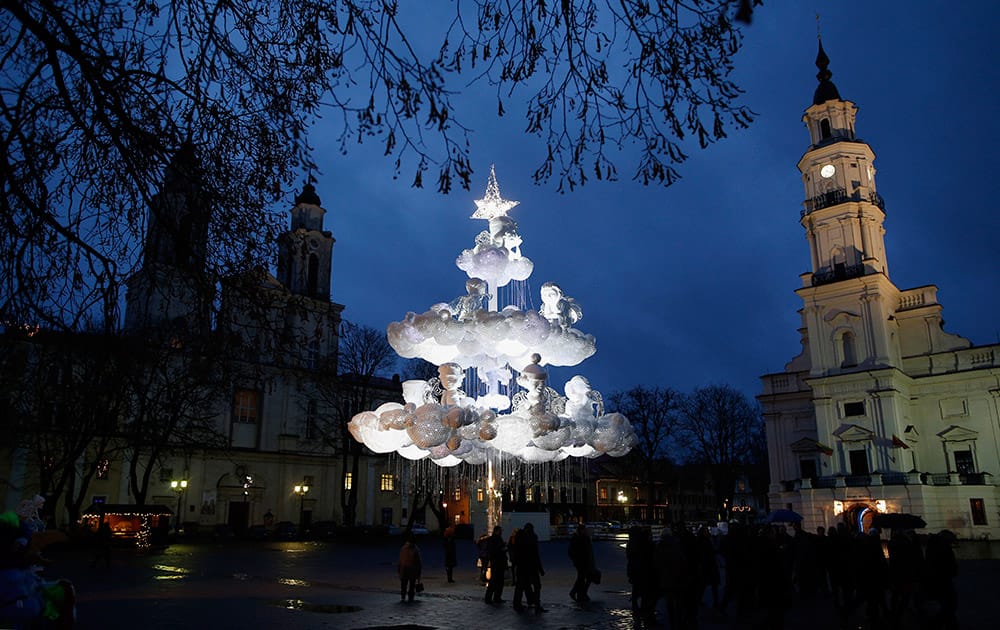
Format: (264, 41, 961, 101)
(765, 509, 803, 523)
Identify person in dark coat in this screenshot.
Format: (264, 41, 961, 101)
(923, 530, 958, 630)
(696, 526, 720, 609)
(626, 525, 657, 624)
(512, 522, 546, 612)
(855, 528, 889, 624)
(655, 524, 689, 629)
(887, 528, 923, 625)
(443, 526, 457, 583)
(476, 532, 490, 584)
(90, 520, 112, 570)
(398, 532, 422, 602)
(484, 525, 507, 604)
(507, 527, 519, 586)
(568, 524, 595, 602)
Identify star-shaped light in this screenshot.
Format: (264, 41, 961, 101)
(471, 165, 519, 220)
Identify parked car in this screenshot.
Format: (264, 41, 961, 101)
(273, 521, 298, 540)
(307, 521, 337, 539)
(405, 523, 429, 535)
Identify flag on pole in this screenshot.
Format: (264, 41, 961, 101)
(891, 435, 909, 449)
(816, 441, 834, 456)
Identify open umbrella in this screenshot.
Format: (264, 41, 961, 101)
(765, 509, 803, 523)
(871, 513, 926, 530)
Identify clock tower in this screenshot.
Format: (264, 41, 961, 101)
(797, 40, 888, 284)
(795, 41, 898, 375)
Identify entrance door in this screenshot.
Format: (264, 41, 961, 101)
(228, 501, 249, 534)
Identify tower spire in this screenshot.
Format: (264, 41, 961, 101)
(812, 29, 841, 105)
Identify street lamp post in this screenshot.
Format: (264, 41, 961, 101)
(617, 490, 628, 521)
(293, 483, 310, 535)
(170, 479, 188, 534)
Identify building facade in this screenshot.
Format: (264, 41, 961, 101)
(760, 43, 1000, 539)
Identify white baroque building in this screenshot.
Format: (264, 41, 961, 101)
(759, 42, 1000, 539)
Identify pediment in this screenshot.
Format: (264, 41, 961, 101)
(833, 423, 874, 442)
(937, 425, 978, 442)
(824, 308, 861, 324)
(790, 437, 820, 453)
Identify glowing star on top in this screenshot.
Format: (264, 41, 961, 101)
(471, 164, 520, 220)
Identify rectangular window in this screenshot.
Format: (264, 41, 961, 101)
(849, 449, 870, 475)
(233, 389, 259, 423)
(843, 401, 865, 417)
(343, 473, 353, 491)
(380, 474, 395, 492)
(800, 458, 818, 480)
(526, 487, 534, 502)
(476, 488, 484, 502)
(304, 400, 318, 439)
(381, 507, 393, 526)
(970, 499, 987, 526)
(453, 487, 461, 501)
(954, 450, 975, 475)
(599, 486, 608, 501)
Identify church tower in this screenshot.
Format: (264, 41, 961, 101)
(794, 41, 900, 375)
(277, 184, 335, 300)
(124, 143, 212, 336)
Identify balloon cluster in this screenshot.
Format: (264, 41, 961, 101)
(348, 360, 637, 466)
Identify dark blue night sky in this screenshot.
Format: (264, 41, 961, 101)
(310, 2, 1000, 400)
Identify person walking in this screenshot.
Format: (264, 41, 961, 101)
(512, 522, 546, 613)
(626, 525, 656, 623)
(476, 532, 490, 584)
(443, 526, 457, 583)
(398, 532, 422, 602)
(507, 527, 519, 586)
(484, 526, 507, 604)
(568, 523, 595, 602)
(89, 519, 113, 570)
(923, 530, 958, 630)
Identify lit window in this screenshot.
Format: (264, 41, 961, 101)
(453, 487, 462, 501)
(526, 487, 534, 502)
(599, 486, 608, 501)
(380, 474, 395, 492)
(343, 473, 353, 491)
(233, 389, 259, 423)
(970, 499, 987, 526)
(476, 488, 484, 502)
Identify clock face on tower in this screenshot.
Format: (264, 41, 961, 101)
(820, 164, 836, 179)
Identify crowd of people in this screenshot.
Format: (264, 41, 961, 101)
(625, 520, 960, 629)
(400, 519, 962, 629)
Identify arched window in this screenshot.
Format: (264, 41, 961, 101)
(307, 253, 319, 296)
(820, 118, 832, 139)
(841, 331, 857, 367)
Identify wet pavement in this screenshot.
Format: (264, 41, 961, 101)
(37, 536, 1000, 629)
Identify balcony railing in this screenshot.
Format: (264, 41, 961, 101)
(801, 189, 886, 217)
(796, 471, 993, 489)
(811, 263, 867, 286)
